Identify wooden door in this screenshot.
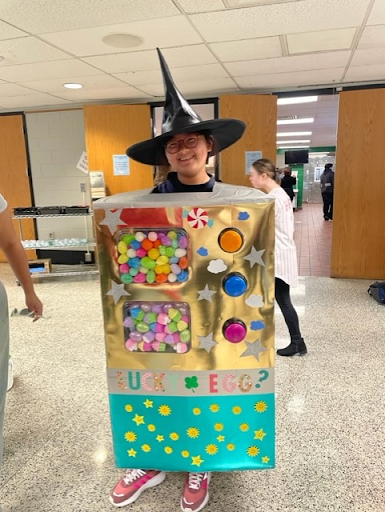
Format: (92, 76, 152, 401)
(0, 114, 36, 262)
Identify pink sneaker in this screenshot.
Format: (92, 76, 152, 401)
(180, 472, 211, 512)
(109, 469, 166, 507)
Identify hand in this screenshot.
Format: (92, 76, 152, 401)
(24, 291, 43, 322)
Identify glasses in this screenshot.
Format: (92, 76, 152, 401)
(10, 308, 49, 320)
(164, 135, 201, 154)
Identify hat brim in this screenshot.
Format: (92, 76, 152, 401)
(126, 119, 246, 165)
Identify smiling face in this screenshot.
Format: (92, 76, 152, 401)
(164, 132, 213, 184)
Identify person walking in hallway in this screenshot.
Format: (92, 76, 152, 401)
(320, 163, 334, 220)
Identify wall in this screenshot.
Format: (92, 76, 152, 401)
(26, 110, 92, 243)
(332, 89, 385, 279)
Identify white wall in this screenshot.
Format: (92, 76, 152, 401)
(25, 110, 93, 243)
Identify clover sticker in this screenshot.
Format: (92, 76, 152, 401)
(185, 376, 199, 393)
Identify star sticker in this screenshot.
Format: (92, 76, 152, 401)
(191, 455, 204, 467)
(197, 284, 217, 302)
(244, 247, 265, 268)
(132, 414, 145, 426)
(106, 281, 130, 305)
(99, 208, 127, 235)
(240, 339, 268, 360)
(254, 428, 267, 441)
(217, 435, 225, 442)
(262, 456, 270, 464)
(128, 449, 137, 457)
(143, 399, 153, 408)
(156, 435, 164, 442)
(197, 332, 218, 352)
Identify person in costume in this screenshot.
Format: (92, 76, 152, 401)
(0, 193, 43, 467)
(249, 159, 307, 357)
(109, 49, 245, 512)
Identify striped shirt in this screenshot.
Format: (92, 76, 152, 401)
(0, 194, 7, 214)
(268, 187, 298, 287)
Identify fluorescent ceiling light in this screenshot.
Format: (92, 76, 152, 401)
(277, 131, 312, 136)
(277, 95, 318, 105)
(278, 145, 310, 149)
(63, 83, 83, 89)
(277, 140, 311, 144)
(277, 118, 314, 125)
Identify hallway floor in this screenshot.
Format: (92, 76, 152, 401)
(1, 263, 384, 512)
(294, 203, 333, 277)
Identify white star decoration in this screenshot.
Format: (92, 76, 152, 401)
(240, 339, 268, 361)
(106, 281, 130, 305)
(99, 209, 127, 235)
(197, 285, 217, 302)
(244, 247, 265, 268)
(197, 332, 218, 352)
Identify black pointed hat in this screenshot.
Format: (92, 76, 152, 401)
(126, 48, 246, 165)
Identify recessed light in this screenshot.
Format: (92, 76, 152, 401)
(102, 33, 143, 48)
(277, 132, 312, 136)
(63, 83, 83, 89)
(278, 96, 318, 106)
(277, 118, 314, 125)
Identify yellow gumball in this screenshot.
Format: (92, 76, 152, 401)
(118, 254, 129, 264)
(148, 248, 160, 260)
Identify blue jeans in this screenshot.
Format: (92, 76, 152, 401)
(0, 281, 9, 467)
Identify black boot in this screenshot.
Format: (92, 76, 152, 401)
(277, 337, 307, 357)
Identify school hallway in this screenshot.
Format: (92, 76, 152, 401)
(1, 196, 384, 512)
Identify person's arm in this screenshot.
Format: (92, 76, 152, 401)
(0, 206, 43, 318)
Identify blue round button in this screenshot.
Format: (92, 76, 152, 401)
(223, 273, 247, 297)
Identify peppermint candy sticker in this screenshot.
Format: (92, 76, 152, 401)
(187, 207, 208, 229)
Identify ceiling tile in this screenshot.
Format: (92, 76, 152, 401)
(287, 28, 356, 54)
(0, 20, 28, 40)
(138, 77, 238, 97)
(0, 93, 71, 109)
(0, 60, 102, 82)
(0, 37, 70, 67)
(344, 63, 385, 81)
(40, 17, 202, 57)
(114, 63, 230, 87)
(20, 75, 130, 94)
(210, 37, 282, 61)
(0, 83, 42, 97)
(55, 86, 152, 101)
(358, 25, 385, 49)
(0, 0, 180, 34)
(83, 45, 217, 74)
(189, 0, 371, 41)
(367, 0, 385, 25)
(177, 0, 225, 12)
(350, 47, 385, 66)
(225, 51, 350, 76)
(235, 68, 345, 89)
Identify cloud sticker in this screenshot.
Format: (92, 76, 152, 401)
(245, 294, 264, 308)
(207, 259, 228, 274)
(197, 247, 209, 257)
(238, 212, 250, 221)
(251, 320, 265, 330)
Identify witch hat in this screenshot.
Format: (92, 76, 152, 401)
(126, 48, 245, 165)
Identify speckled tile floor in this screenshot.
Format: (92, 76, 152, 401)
(1, 264, 385, 512)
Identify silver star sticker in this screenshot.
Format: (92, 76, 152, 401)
(244, 247, 265, 268)
(240, 339, 268, 360)
(99, 208, 127, 235)
(197, 332, 218, 352)
(106, 281, 130, 305)
(197, 285, 217, 302)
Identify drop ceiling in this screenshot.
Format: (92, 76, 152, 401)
(1, 0, 384, 147)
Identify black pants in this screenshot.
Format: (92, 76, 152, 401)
(275, 278, 302, 339)
(322, 192, 333, 219)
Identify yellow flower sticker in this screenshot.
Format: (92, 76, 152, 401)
(240, 423, 249, 432)
(255, 401, 268, 413)
(247, 446, 260, 457)
(125, 404, 133, 413)
(181, 450, 190, 458)
(141, 444, 151, 453)
(214, 423, 224, 432)
(193, 407, 201, 416)
(232, 405, 242, 415)
(205, 444, 218, 455)
(170, 432, 180, 441)
(227, 443, 235, 451)
(124, 431, 137, 443)
(158, 404, 172, 416)
(209, 404, 220, 413)
(148, 424, 156, 432)
(187, 427, 200, 439)
(164, 446, 173, 454)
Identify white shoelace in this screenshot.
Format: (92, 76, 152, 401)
(188, 472, 205, 490)
(123, 469, 146, 485)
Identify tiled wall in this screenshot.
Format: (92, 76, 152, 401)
(25, 110, 93, 244)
